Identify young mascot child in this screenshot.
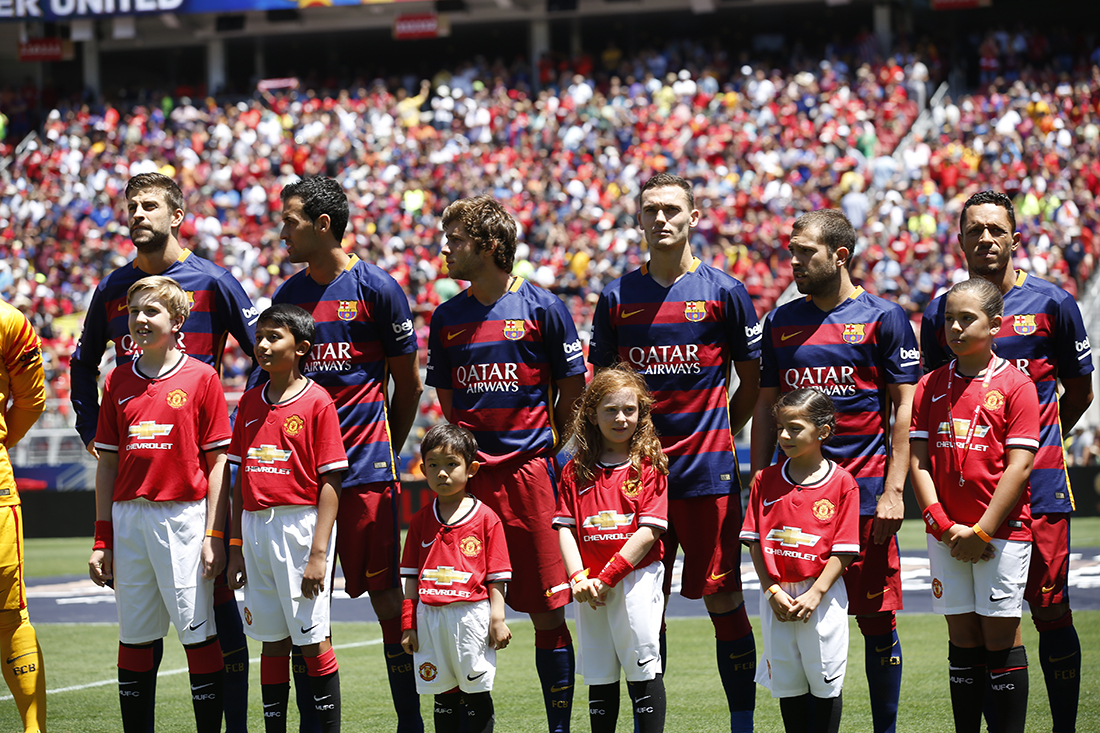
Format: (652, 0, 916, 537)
(401, 423, 512, 733)
(225, 304, 348, 733)
(910, 278, 1039, 733)
(740, 388, 860, 733)
(88, 275, 231, 733)
(552, 364, 669, 733)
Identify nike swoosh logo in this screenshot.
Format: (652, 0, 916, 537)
(448, 329, 466, 341)
(421, 540, 436, 548)
(1041, 584, 1058, 594)
(191, 683, 214, 691)
(989, 671, 1012, 680)
(729, 650, 753, 660)
(621, 309, 645, 319)
(550, 684, 573, 693)
(467, 671, 487, 681)
(263, 702, 280, 709)
(301, 624, 317, 634)
(635, 695, 651, 701)
(989, 594, 1010, 603)
(866, 589, 886, 600)
(637, 659, 656, 667)
(246, 419, 260, 427)
(365, 567, 389, 578)
(386, 651, 406, 659)
(709, 569, 732, 581)
(5, 652, 35, 664)
(578, 485, 595, 496)
(875, 643, 895, 653)
(118, 395, 135, 405)
(932, 394, 946, 402)
(824, 674, 841, 684)
(763, 498, 780, 507)
(313, 695, 331, 702)
(118, 302, 128, 311)
(1049, 653, 1078, 663)
(120, 681, 138, 686)
(189, 620, 206, 631)
(781, 331, 803, 341)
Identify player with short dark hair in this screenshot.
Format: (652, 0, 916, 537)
(428, 194, 586, 733)
(921, 191, 1093, 733)
(590, 174, 761, 733)
(71, 172, 258, 733)
(272, 175, 425, 733)
(751, 209, 919, 733)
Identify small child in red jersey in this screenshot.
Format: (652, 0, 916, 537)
(226, 304, 348, 733)
(400, 423, 512, 733)
(741, 388, 860, 733)
(89, 275, 231, 733)
(553, 364, 669, 733)
(910, 278, 1039, 733)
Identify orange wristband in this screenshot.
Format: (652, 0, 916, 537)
(229, 538, 243, 547)
(205, 529, 225, 539)
(972, 524, 993, 543)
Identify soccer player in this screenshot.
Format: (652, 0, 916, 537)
(271, 176, 425, 733)
(921, 190, 1093, 733)
(70, 172, 257, 732)
(0, 298, 47, 733)
(751, 209, 919, 733)
(226, 304, 348, 733)
(400, 424, 512, 733)
(590, 173, 761, 732)
(427, 195, 586, 733)
(88, 276, 231, 733)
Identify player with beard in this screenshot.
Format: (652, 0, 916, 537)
(751, 209, 919, 733)
(70, 172, 257, 733)
(921, 191, 1093, 733)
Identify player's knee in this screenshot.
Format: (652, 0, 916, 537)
(369, 587, 404, 620)
(1029, 601, 1069, 624)
(530, 608, 566, 630)
(703, 591, 742, 615)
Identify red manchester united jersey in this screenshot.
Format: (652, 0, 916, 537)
(95, 356, 231, 503)
(552, 458, 668, 574)
(228, 381, 348, 511)
(400, 497, 512, 606)
(740, 460, 861, 584)
(910, 358, 1040, 541)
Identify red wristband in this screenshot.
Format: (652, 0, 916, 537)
(93, 520, 113, 551)
(922, 502, 955, 538)
(596, 552, 635, 588)
(401, 598, 418, 631)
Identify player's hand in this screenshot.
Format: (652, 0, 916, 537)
(981, 543, 997, 562)
(202, 537, 226, 580)
(89, 548, 113, 587)
(572, 577, 600, 605)
(768, 587, 797, 622)
(789, 588, 823, 622)
(871, 490, 904, 544)
(589, 579, 609, 609)
(489, 617, 511, 650)
(302, 553, 327, 599)
(949, 526, 989, 564)
(227, 549, 246, 590)
(85, 442, 100, 460)
(401, 629, 419, 655)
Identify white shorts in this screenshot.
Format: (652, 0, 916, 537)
(112, 498, 215, 646)
(756, 578, 848, 699)
(928, 536, 1030, 618)
(414, 600, 495, 695)
(242, 505, 335, 646)
(575, 562, 664, 685)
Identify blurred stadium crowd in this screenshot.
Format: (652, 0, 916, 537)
(1, 29, 1099, 458)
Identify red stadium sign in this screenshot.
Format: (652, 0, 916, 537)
(393, 13, 448, 40)
(18, 38, 73, 62)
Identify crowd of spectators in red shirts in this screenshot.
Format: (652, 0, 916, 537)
(1, 33, 1099, 419)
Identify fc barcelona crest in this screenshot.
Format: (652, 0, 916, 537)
(166, 389, 188, 409)
(684, 301, 706, 322)
(186, 291, 196, 311)
(337, 301, 358, 321)
(1013, 314, 1036, 336)
(842, 323, 867, 345)
(503, 320, 526, 341)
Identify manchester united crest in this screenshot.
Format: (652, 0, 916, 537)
(812, 498, 836, 521)
(1013, 314, 1036, 336)
(166, 389, 188, 409)
(337, 301, 358, 321)
(684, 301, 706, 322)
(244, 607, 253, 625)
(620, 478, 641, 498)
(842, 323, 867, 345)
(932, 579, 943, 599)
(459, 536, 482, 557)
(984, 390, 1005, 411)
(503, 320, 525, 341)
(284, 415, 305, 436)
(419, 662, 438, 682)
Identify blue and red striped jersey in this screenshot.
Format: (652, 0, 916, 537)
(272, 255, 417, 487)
(71, 249, 259, 447)
(589, 258, 761, 500)
(426, 277, 586, 466)
(921, 271, 1094, 514)
(760, 287, 921, 515)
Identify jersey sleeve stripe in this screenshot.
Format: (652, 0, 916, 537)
(202, 438, 232, 451)
(319, 460, 350, 474)
(1007, 437, 1040, 450)
(910, 430, 930, 440)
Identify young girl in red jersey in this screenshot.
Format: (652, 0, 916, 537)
(741, 388, 860, 733)
(553, 364, 669, 733)
(910, 278, 1039, 733)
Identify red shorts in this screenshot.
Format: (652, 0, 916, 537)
(336, 481, 401, 598)
(470, 457, 569, 614)
(843, 516, 903, 615)
(1024, 513, 1070, 607)
(662, 494, 743, 600)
